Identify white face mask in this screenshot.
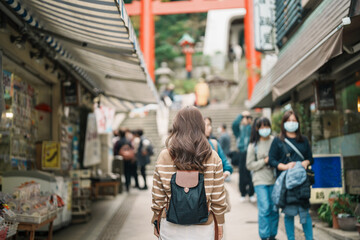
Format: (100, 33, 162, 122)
(217, 127, 222, 134)
(284, 122, 299, 133)
(258, 128, 271, 137)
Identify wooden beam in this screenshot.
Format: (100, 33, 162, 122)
(126, 0, 245, 16)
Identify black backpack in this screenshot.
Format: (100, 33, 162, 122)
(166, 171, 209, 225)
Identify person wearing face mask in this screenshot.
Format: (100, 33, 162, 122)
(232, 111, 255, 202)
(246, 117, 278, 240)
(268, 110, 314, 240)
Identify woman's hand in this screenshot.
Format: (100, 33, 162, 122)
(264, 157, 269, 164)
(154, 226, 159, 238)
(223, 171, 230, 179)
(218, 225, 223, 239)
(278, 162, 296, 171)
(301, 160, 310, 169)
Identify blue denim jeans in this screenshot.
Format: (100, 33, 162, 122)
(284, 211, 313, 240)
(254, 185, 279, 239)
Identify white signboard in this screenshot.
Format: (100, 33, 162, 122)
(94, 105, 115, 134)
(83, 113, 101, 167)
(254, 0, 276, 51)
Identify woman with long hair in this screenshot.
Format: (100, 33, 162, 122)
(268, 110, 314, 240)
(151, 106, 227, 240)
(246, 117, 279, 240)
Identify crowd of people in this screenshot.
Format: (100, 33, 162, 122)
(113, 128, 154, 192)
(149, 106, 314, 240)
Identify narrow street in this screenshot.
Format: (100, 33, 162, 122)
(54, 174, 290, 240)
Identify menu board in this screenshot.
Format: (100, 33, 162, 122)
(315, 81, 336, 110)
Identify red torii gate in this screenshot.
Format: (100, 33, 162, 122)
(125, 0, 261, 99)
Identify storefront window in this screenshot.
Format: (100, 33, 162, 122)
(311, 80, 360, 157)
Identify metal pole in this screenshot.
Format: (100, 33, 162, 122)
(0, 49, 4, 121)
(244, 0, 261, 100)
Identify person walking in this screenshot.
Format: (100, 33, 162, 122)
(246, 117, 279, 240)
(232, 111, 255, 202)
(136, 129, 153, 190)
(218, 124, 231, 157)
(151, 106, 227, 240)
(114, 128, 140, 192)
(268, 110, 314, 240)
(205, 117, 233, 180)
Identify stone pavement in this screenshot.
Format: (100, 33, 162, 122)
(53, 173, 356, 240)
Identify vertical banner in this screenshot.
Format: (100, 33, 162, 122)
(254, 0, 276, 52)
(83, 113, 101, 167)
(0, 50, 5, 120)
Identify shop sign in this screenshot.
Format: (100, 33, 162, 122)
(83, 113, 101, 167)
(310, 154, 344, 204)
(42, 141, 61, 170)
(254, 0, 276, 52)
(62, 80, 80, 106)
(314, 81, 336, 110)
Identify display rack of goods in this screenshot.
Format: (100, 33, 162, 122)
(1, 181, 64, 224)
(0, 71, 37, 172)
(0, 199, 18, 239)
(70, 170, 92, 223)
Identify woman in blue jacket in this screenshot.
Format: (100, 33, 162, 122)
(204, 117, 233, 177)
(268, 110, 314, 240)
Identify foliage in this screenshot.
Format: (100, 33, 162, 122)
(318, 203, 333, 227)
(331, 193, 356, 216)
(172, 79, 197, 94)
(292, 103, 312, 137)
(130, 13, 207, 68)
(271, 110, 284, 135)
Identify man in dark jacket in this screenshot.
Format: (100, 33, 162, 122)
(135, 129, 153, 190)
(232, 111, 255, 202)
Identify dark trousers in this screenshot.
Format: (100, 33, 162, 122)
(238, 151, 254, 197)
(140, 165, 147, 187)
(124, 161, 139, 191)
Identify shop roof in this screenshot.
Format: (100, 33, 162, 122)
(4, 0, 158, 108)
(249, 0, 351, 108)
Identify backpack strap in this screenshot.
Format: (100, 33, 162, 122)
(284, 138, 304, 160)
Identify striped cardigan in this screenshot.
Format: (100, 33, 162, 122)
(151, 149, 227, 225)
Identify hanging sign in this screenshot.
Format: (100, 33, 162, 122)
(254, 0, 276, 52)
(83, 113, 101, 167)
(314, 81, 336, 110)
(42, 141, 61, 169)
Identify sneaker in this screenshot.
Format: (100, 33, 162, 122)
(240, 197, 246, 203)
(249, 196, 257, 203)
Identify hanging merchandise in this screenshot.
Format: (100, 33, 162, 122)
(0, 72, 36, 171)
(83, 113, 101, 167)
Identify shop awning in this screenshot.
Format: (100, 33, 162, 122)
(4, 0, 158, 106)
(249, 0, 351, 108)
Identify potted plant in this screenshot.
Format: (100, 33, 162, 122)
(318, 203, 332, 227)
(331, 193, 357, 231)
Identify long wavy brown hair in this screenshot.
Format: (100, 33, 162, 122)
(166, 106, 213, 171)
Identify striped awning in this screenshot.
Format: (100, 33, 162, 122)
(4, 0, 158, 106)
(249, 0, 351, 108)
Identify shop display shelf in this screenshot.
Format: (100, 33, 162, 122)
(5, 221, 18, 238)
(16, 213, 48, 224)
(48, 210, 57, 219)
